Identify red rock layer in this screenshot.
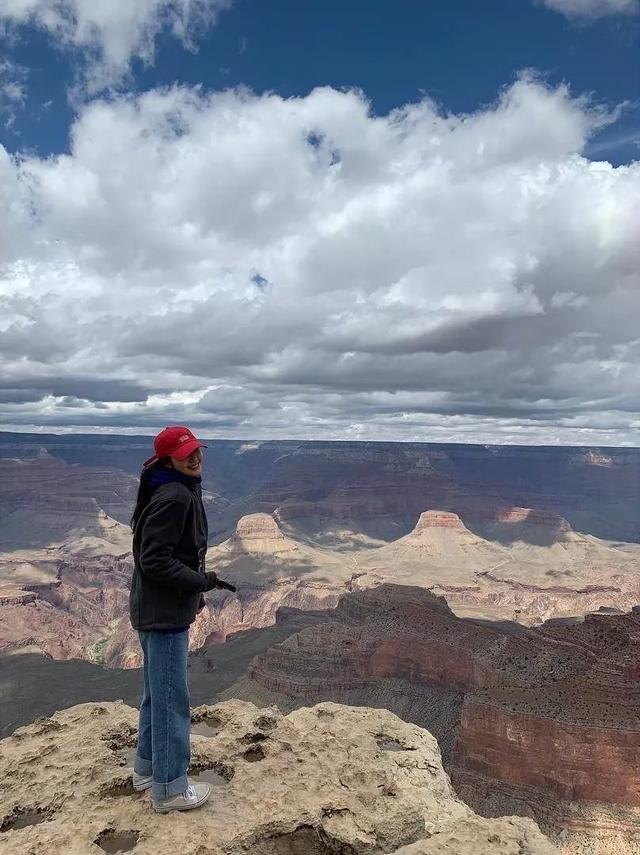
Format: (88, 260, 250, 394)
(245, 584, 640, 847)
(411, 510, 468, 531)
(489, 507, 572, 531)
(453, 698, 640, 806)
(248, 585, 590, 703)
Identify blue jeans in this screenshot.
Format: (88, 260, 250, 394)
(134, 629, 191, 800)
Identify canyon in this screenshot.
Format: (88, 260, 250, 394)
(2, 584, 637, 852)
(1, 433, 640, 854)
(1, 493, 638, 668)
(217, 585, 640, 854)
(2, 433, 639, 544)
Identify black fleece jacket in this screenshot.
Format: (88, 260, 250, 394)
(129, 480, 218, 631)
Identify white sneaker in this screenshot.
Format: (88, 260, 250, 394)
(153, 781, 211, 813)
(132, 771, 152, 791)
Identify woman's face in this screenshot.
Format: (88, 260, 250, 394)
(170, 448, 203, 477)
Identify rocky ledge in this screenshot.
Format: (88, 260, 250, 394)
(0, 699, 557, 855)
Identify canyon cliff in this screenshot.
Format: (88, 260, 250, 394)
(2, 440, 639, 670)
(225, 585, 640, 854)
(1, 437, 639, 854)
(2, 434, 639, 544)
(1, 500, 638, 668)
(0, 698, 557, 855)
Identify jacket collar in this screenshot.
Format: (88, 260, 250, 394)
(146, 467, 201, 493)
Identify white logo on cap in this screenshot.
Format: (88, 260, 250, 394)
(179, 434, 190, 442)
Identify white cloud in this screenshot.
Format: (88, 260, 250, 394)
(1, 77, 639, 444)
(0, 59, 27, 127)
(541, 0, 639, 20)
(0, 0, 231, 91)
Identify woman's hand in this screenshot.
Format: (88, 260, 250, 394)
(204, 571, 236, 592)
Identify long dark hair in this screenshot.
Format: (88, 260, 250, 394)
(130, 457, 171, 532)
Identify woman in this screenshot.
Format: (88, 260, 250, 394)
(129, 425, 236, 814)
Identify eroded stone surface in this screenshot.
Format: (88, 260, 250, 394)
(0, 699, 557, 855)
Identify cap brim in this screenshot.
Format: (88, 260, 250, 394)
(171, 439, 207, 461)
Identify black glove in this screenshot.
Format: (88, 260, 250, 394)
(204, 572, 236, 593)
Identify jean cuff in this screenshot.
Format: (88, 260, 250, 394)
(152, 771, 189, 800)
(134, 754, 152, 776)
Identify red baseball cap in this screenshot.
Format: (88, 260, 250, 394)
(143, 426, 207, 468)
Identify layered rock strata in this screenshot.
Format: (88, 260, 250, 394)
(0, 698, 557, 855)
(227, 512, 300, 554)
(238, 585, 640, 853)
(450, 612, 640, 853)
(0, 451, 137, 546)
(352, 510, 640, 625)
(2, 435, 639, 542)
(0, 504, 350, 667)
(2, 501, 639, 668)
(0, 552, 134, 662)
(2, 447, 639, 668)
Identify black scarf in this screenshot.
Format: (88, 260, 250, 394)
(145, 466, 201, 493)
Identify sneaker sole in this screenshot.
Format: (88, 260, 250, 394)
(133, 781, 152, 792)
(152, 793, 210, 813)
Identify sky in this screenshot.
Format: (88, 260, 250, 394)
(0, 0, 639, 446)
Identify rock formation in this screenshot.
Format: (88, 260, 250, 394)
(227, 585, 640, 853)
(0, 503, 351, 668)
(2, 442, 640, 668)
(1, 437, 638, 853)
(226, 512, 300, 554)
(2, 498, 639, 668)
(2, 434, 639, 543)
(0, 451, 137, 549)
(207, 511, 351, 579)
(351, 509, 640, 625)
(0, 549, 134, 662)
(0, 698, 557, 855)
(450, 610, 640, 854)
(0, 590, 37, 606)
(412, 511, 469, 531)
(480, 506, 572, 530)
(0, 450, 140, 662)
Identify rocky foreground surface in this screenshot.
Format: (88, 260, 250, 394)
(0, 699, 557, 855)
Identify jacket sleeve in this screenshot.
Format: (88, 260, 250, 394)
(138, 495, 207, 593)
